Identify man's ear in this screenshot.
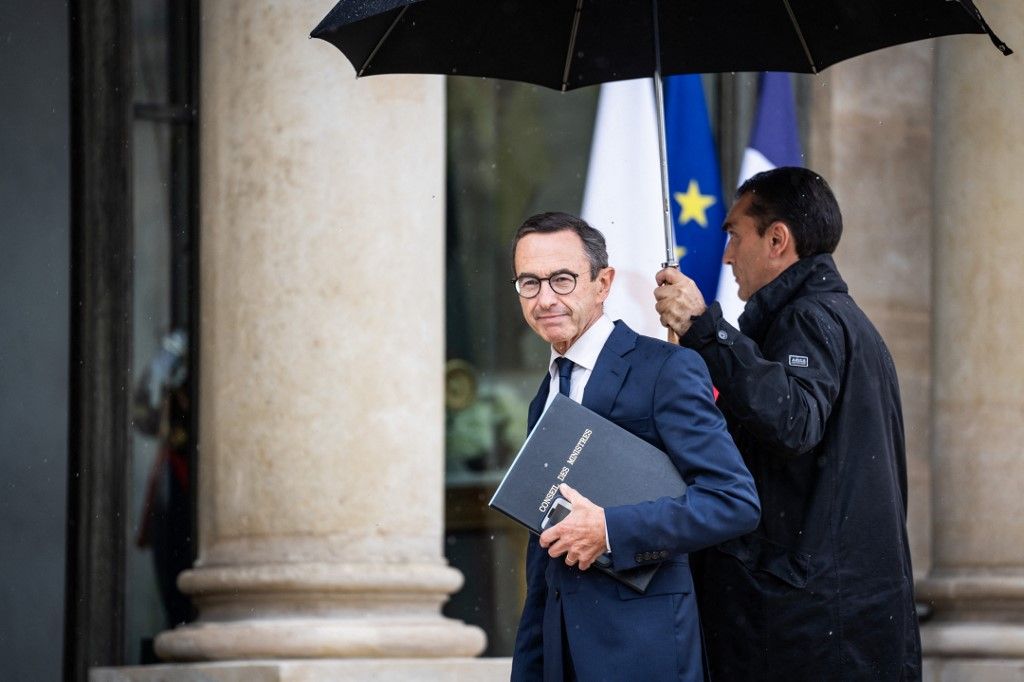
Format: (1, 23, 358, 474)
(596, 266, 615, 303)
(767, 221, 797, 260)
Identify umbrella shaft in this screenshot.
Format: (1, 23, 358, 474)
(653, 71, 676, 269)
(651, 0, 676, 269)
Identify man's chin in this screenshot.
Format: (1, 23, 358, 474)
(537, 328, 572, 349)
(542, 334, 571, 348)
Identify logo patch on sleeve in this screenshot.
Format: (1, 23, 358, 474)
(788, 355, 809, 368)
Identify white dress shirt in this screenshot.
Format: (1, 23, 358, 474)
(542, 313, 616, 411)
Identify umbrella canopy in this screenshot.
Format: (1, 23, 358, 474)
(311, 0, 1011, 92)
(311, 0, 1010, 271)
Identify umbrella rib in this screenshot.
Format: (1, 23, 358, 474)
(358, 5, 410, 77)
(561, 0, 585, 91)
(781, 0, 817, 73)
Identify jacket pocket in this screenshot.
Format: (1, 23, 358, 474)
(610, 411, 651, 432)
(716, 535, 810, 589)
(615, 416, 655, 441)
(616, 559, 693, 600)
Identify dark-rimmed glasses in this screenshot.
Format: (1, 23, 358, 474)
(512, 271, 578, 298)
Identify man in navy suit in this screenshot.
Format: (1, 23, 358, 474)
(509, 212, 760, 681)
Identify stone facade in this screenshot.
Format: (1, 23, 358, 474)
(95, 1, 1024, 680)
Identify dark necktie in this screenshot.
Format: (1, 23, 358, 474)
(555, 356, 574, 398)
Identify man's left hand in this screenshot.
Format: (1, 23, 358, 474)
(539, 483, 607, 571)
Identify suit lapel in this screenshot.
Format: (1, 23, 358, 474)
(527, 372, 550, 431)
(581, 321, 635, 418)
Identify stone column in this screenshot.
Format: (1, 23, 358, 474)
(808, 41, 936, 579)
(152, 0, 486, 667)
(917, 4, 1024, 679)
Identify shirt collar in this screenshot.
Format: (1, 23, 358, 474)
(548, 314, 615, 375)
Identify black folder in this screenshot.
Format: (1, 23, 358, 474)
(489, 394, 687, 592)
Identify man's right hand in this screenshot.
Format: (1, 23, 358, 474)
(655, 267, 708, 338)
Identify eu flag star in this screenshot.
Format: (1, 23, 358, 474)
(674, 179, 716, 228)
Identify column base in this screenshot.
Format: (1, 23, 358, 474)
(917, 573, 1024, 619)
(155, 561, 486, 661)
(919, 572, 1024, 664)
(923, 657, 1024, 682)
(922, 623, 1024, 659)
(155, 617, 487, 661)
(91, 658, 511, 682)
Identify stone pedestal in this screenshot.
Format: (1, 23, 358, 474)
(92, 660, 511, 682)
(917, 3, 1024, 678)
(147, 0, 484, 664)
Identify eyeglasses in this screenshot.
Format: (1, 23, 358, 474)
(512, 272, 579, 298)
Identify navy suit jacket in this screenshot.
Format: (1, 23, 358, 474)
(511, 321, 760, 681)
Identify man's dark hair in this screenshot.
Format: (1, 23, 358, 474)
(735, 166, 843, 257)
(511, 212, 608, 279)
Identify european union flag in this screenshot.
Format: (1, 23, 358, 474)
(664, 74, 725, 303)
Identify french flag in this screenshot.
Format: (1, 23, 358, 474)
(716, 72, 804, 327)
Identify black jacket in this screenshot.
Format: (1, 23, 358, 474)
(681, 254, 921, 681)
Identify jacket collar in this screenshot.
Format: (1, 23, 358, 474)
(739, 253, 848, 341)
(581, 320, 635, 418)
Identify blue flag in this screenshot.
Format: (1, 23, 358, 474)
(664, 74, 726, 303)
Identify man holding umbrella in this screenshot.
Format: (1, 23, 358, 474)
(655, 166, 921, 680)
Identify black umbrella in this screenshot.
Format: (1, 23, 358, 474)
(311, 0, 1011, 267)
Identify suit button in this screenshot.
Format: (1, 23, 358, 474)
(554, 589, 560, 600)
(634, 553, 643, 563)
(660, 550, 668, 558)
